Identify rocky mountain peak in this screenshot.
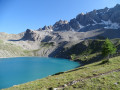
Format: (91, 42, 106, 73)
(38, 25, 53, 31)
(42, 25, 53, 30)
(53, 20, 70, 31)
(69, 18, 80, 30)
(114, 4, 120, 9)
(25, 29, 33, 34)
(23, 29, 39, 41)
(54, 20, 69, 25)
(21, 4, 120, 45)
(36, 4, 120, 32)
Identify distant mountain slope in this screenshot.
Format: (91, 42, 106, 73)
(37, 4, 120, 32)
(0, 39, 32, 57)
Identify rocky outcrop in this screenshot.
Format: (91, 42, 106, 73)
(23, 29, 37, 41)
(42, 25, 53, 30)
(53, 20, 71, 31)
(23, 29, 45, 41)
(76, 13, 95, 26)
(69, 18, 80, 30)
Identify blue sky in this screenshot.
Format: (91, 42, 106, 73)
(0, 0, 120, 34)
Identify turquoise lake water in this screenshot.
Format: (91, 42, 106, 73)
(0, 57, 80, 89)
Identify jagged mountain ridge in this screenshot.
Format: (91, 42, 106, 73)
(22, 4, 120, 42)
(37, 4, 120, 32)
(1, 4, 120, 58)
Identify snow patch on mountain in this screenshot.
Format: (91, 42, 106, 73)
(80, 24, 84, 29)
(93, 19, 97, 24)
(101, 20, 120, 29)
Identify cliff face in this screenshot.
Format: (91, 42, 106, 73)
(37, 4, 120, 32)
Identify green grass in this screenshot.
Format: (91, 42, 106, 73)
(62, 39, 120, 64)
(31, 42, 55, 56)
(0, 41, 32, 57)
(64, 71, 120, 90)
(0, 39, 3, 43)
(57, 39, 105, 60)
(76, 53, 100, 61)
(3, 56, 120, 90)
(64, 70, 120, 90)
(40, 42, 55, 47)
(32, 49, 41, 56)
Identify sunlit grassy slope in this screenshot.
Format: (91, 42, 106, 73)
(4, 56, 120, 90)
(0, 40, 32, 57)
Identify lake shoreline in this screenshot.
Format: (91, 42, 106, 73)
(0, 56, 82, 68)
(0, 56, 80, 89)
(0, 56, 82, 67)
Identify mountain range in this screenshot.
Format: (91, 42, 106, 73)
(0, 4, 120, 58)
(38, 4, 120, 32)
(23, 4, 120, 41)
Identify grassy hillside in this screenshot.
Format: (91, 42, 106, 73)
(0, 40, 32, 57)
(55, 39, 105, 59)
(64, 70, 120, 90)
(3, 56, 120, 90)
(55, 39, 120, 64)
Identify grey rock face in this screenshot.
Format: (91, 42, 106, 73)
(81, 24, 105, 32)
(84, 13, 95, 25)
(53, 20, 71, 31)
(37, 4, 120, 32)
(42, 25, 53, 30)
(76, 13, 85, 26)
(107, 4, 120, 23)
(23, 29, 34, 40)
(89, 10, 101, 23)
(41, 36, 53, 42)
(69, 18, 80, 30)
(38, 28, 43, 31)
(76, 13, 95, 26)
(101, 13, 110, 21)
(110, 11, 120, 23)
(23, 29, 40, 41)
